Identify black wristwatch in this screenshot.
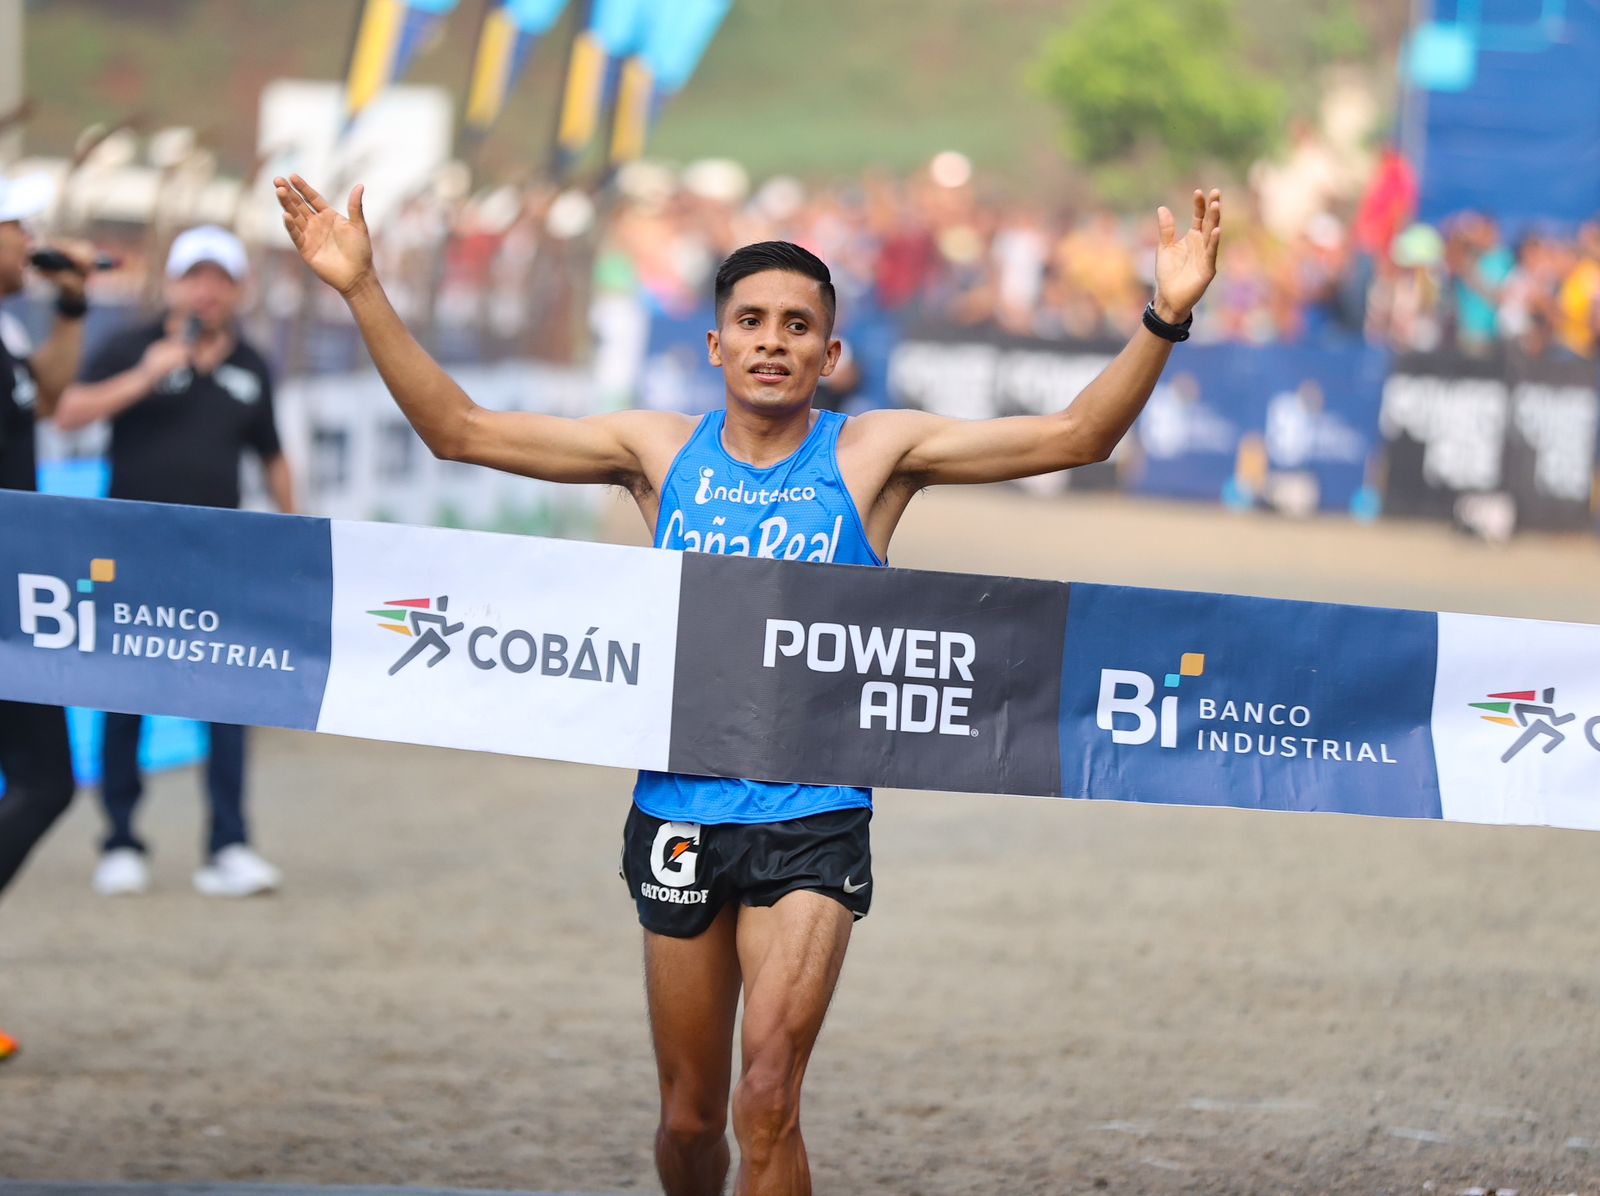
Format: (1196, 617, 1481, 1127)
(1142, 300, 1192, 342)
(55, 292, 89, 320)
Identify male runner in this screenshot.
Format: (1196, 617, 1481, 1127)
(275, 174, 1221, 1196)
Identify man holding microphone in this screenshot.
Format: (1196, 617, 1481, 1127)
(55, 225, 294, 900)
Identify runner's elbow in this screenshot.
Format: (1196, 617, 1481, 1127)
(1078, 438, 1115, 465)
(426, 408, 479, 462)
(428, 433, 468, 463)
(1053, 416, 1115, 467)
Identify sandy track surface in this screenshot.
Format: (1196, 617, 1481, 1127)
(4, 490, 1599, 1195)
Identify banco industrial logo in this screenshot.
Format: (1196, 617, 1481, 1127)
(18, 557, 296, 671)
(1468, 686, 1600, 764)
(368, 595, 642, 685)
(1096, 651, 1399, 765)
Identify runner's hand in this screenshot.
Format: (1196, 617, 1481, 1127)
(274, 174, 374, 297)
(1153, 188, 1222, 323)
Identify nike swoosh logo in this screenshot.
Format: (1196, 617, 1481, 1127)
(842, 876, 869, 895)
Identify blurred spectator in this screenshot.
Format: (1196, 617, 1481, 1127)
(1251, 120, 1355, 243)
(1555, 221, 1600, 358)
(1369, 223, 1444, 352)
(54, 226, 293, 901)
(1496, 231, 1556, 356)
(1446, 213, 1515, 355)
(1354, 145, 1419, 261)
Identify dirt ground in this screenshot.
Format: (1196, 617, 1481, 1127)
(4, 489, 1600, 1195)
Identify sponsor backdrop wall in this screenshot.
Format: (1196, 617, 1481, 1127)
(13, 296, 1595, 539)
(4, 492, 1598, 832)
(886, 325, 1600, 532)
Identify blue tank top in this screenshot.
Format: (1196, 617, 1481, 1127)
(633, 408, 883, 825)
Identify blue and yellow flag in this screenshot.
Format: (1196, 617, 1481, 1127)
(608, 0, 731, 166)
(644, 0, 730, 96)
(553, 0, 649, 160)
(343, 0, 462, 129)
(464, 0, 570, 135)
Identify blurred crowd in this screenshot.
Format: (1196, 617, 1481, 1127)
(39, 147, 1600, 364)
(399, 146, 1600, 361)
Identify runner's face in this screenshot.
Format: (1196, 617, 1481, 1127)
(709, 270, 840, 414)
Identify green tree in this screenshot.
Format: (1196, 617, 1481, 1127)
(1029, 0, 1284, 203)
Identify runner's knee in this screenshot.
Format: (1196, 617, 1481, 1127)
(731, 1048, 801, 1151)
(658, 1098, 726, 1153)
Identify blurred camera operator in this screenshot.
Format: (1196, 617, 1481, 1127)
(0, 175, 92, 1061)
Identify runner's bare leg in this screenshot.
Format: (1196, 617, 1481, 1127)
(645, 903, 743, 1196)
(731, 891, 854, 1196)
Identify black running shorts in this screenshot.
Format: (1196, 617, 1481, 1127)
(621, 804, 873, 938)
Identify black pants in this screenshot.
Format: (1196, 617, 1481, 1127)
(0, 700, 76, 896)
(100, 714, 248, 859)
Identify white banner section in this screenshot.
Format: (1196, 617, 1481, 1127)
(1432, 612, 1600, 831)
(317, 521, 683, 770)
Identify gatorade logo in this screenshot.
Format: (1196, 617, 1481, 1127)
(648, 821, 700, 888)
(641, 821, 708, 905)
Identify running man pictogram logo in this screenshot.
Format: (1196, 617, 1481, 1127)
(1470, 687, 1578, 763)
(367, 596, 464, 675)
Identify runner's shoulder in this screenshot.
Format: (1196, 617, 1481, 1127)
(591, 408, 700, 450)
(598, 406, 697, 438)
(837, 406, 944, 456)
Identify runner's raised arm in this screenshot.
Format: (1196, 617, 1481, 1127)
(273, 175, 680, 489)
(849, 189, 1224, 490)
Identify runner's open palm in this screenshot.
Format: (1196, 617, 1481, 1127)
(1154, 189, 1223, 320)
(274, 174, 373, 295)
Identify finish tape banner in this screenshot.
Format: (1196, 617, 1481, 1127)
(3, 491, 1598, 831)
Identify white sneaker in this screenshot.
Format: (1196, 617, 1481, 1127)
(93, 848, 151, 896)
(193, 845, 281, 898)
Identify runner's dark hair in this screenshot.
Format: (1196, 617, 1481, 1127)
(714, 241, 836, 333)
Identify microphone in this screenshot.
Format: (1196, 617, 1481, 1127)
(28, 249, 120, 273)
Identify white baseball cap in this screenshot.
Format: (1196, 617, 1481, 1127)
(0, 174, 54, 225)
(166, 224, 249, 281)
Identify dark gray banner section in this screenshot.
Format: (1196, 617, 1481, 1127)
(1380, 348, 1600, 533)
(667, 554, 1068, 796)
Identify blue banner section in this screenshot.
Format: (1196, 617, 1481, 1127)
(0, 494, 333, 730)
(888, 324, 1391, 517)
(1058, 584, 1442, 818)
(1415, 0, 1600, 230)
(1130, 342, 1387, 512)
(1127, 344, 1243, 502)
